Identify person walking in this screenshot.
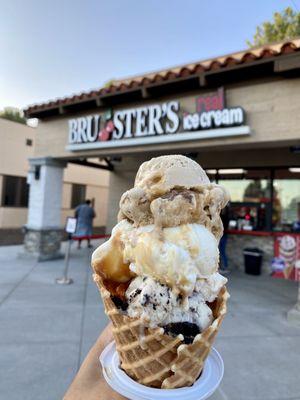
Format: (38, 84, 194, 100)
(219, 204, 230, 274)
(75, 200, 96, 249)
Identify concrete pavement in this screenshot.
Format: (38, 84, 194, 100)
(0, 241, 299, 400)
(0, 240, 108, 400)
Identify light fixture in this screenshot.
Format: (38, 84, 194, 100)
(218, 168, 245, 174)
(205, 169, 217, 174)
(289, 168, 300, 173)
(34, 165, 40, 180)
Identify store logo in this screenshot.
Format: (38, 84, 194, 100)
(67, 87, 247, 147)
(183, 88, 245, 130)
(68, 102, 180, 145)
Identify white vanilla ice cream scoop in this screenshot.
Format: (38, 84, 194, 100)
(121, 222, 219, 295)
(195, 272, 227, 302)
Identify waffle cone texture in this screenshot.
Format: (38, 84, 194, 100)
(94, 273, 229, 389)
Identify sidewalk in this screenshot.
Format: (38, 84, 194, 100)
(0, 242, 300, 400)
(0, 240, 108, 400)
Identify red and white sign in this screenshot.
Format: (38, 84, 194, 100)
(273, 233, 300, 281)
(66, 87, 250, 151)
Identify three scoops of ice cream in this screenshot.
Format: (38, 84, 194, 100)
(92, 155, 229, 344)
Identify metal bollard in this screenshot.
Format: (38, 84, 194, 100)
(56, 234, 74, 285)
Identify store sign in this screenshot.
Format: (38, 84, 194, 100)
(184, 88, 244, 131)
(272, 233, 300, 281)
(66, 87, 250, 151)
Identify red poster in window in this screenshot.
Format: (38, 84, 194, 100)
(272, 233, 300, 281)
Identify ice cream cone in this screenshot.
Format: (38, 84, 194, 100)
(92, 155, 230, 390)
(94, 272, 229, 389)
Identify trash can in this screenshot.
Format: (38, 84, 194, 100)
(243, 248, 263, 275)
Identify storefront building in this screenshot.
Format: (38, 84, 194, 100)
(0, 118, 109, 246)
(24, 39, 300, 267)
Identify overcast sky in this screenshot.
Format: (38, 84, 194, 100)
(0, 0, 296, 110)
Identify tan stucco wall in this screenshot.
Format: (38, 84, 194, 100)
(33, 77, 300, 159)
(64, 162, 109, 187)
(0, 119, 109, 229)
(0, 119, 35, 176)
(0, 120, 35, 229)
(62, 182, 72, 209)
(0, 207, 28, 228)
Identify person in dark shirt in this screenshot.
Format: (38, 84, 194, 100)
(75, 200, 96, 249)
(219, 204, 230, 274)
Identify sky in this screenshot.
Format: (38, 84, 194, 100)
(0, 0, 298, 111)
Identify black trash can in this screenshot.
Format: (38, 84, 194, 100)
(243, 248, 263, 275)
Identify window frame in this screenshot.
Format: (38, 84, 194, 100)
(1, 175, 29, 208)
(71, 183, 86, 209)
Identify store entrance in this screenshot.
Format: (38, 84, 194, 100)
(206, 167, 300, 233)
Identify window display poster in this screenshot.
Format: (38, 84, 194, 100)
(272, 233, 300, 281)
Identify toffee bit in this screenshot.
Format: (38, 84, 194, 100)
(161, 189, 194, 203)
(180, 190, 194, 203)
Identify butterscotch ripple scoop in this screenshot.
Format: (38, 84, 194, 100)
(134, 155, 210, 198)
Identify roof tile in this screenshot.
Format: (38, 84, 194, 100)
(24, 38, 300, 116)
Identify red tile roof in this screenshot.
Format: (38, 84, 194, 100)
(24, 39, 300, 117)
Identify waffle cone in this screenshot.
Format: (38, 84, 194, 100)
(94, 273, 229, 389)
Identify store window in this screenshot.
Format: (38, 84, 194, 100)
(1, 175, 29, 207)
(205, 169, 218, 183)
(71, 184, 86, 208)
(218, 169, 272, 231)
(205, 167, 300, 232)
(273, 168, 300, 232)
